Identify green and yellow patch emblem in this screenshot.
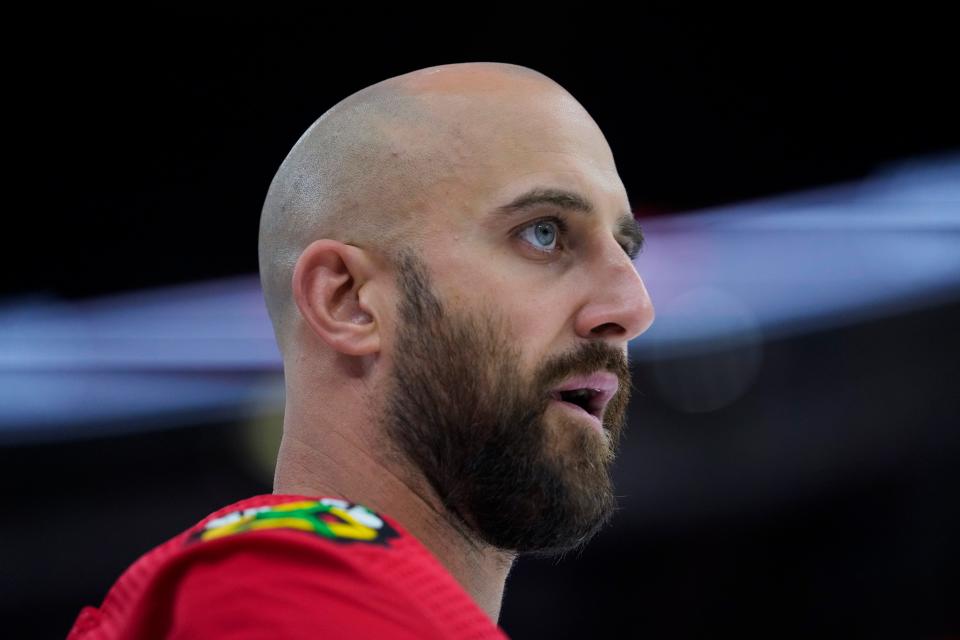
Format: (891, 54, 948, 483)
(189, 498, 399, 546)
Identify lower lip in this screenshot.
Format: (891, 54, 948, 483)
(550, 399, 604, 434)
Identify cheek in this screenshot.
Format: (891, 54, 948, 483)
(484, 279, 576, 368)
(509, 308, 568, 373)
(417, 241, 576, 347)
(414, 244, 482, 306)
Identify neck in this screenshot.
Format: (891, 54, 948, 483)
(273, 416, 517, 622)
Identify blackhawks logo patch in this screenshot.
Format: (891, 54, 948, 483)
(188, 498, 399, 546)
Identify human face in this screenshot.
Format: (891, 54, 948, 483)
(379, 85, 653, 554)
(381, 249, 632, 555)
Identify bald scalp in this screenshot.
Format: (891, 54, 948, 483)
(258, 63, 558, 355)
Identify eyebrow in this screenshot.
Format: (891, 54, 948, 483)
(492, 187, 645, 255)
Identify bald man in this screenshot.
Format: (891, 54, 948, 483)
(69, 62, 654, 639)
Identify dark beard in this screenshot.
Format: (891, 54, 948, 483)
(381, 249, 631, 556)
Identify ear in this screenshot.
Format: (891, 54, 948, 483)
(291, 239, 382, 356)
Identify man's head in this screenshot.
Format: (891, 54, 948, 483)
(259, 62, 654, 556)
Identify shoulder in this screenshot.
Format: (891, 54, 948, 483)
(71, 496, 450, 640)
(172, 495, 412, 593)
(171, 495, 420, 604)
(167, 497, 440, 639)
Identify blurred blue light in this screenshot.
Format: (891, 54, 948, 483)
(631, 154, 960, 359)
(1, 154, 958, 440)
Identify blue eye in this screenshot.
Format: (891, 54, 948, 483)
(518, 217, 567, 253)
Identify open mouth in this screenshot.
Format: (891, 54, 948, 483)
(548, 371, 618, 426)
(550, 388, 601, 418)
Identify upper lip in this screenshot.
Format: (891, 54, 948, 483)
(549, 372, 619, 420)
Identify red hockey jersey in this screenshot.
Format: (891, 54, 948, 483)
(68, 494, 509, 639)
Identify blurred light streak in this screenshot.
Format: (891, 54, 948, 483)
(1, 154, 957, 439)
(631, 153, 960, 360)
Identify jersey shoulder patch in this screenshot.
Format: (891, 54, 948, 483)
(187, 498, 400, 547)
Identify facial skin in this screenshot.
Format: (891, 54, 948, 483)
(383, 248, 632, 555)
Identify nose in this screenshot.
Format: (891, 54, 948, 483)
(574, 249, 655, 343)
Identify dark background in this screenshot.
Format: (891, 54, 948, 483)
(3, 17, 958, 639)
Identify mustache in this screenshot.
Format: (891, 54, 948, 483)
(535, 341, 631, 397)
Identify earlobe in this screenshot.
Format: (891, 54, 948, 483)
(291, 240, 381, 356)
